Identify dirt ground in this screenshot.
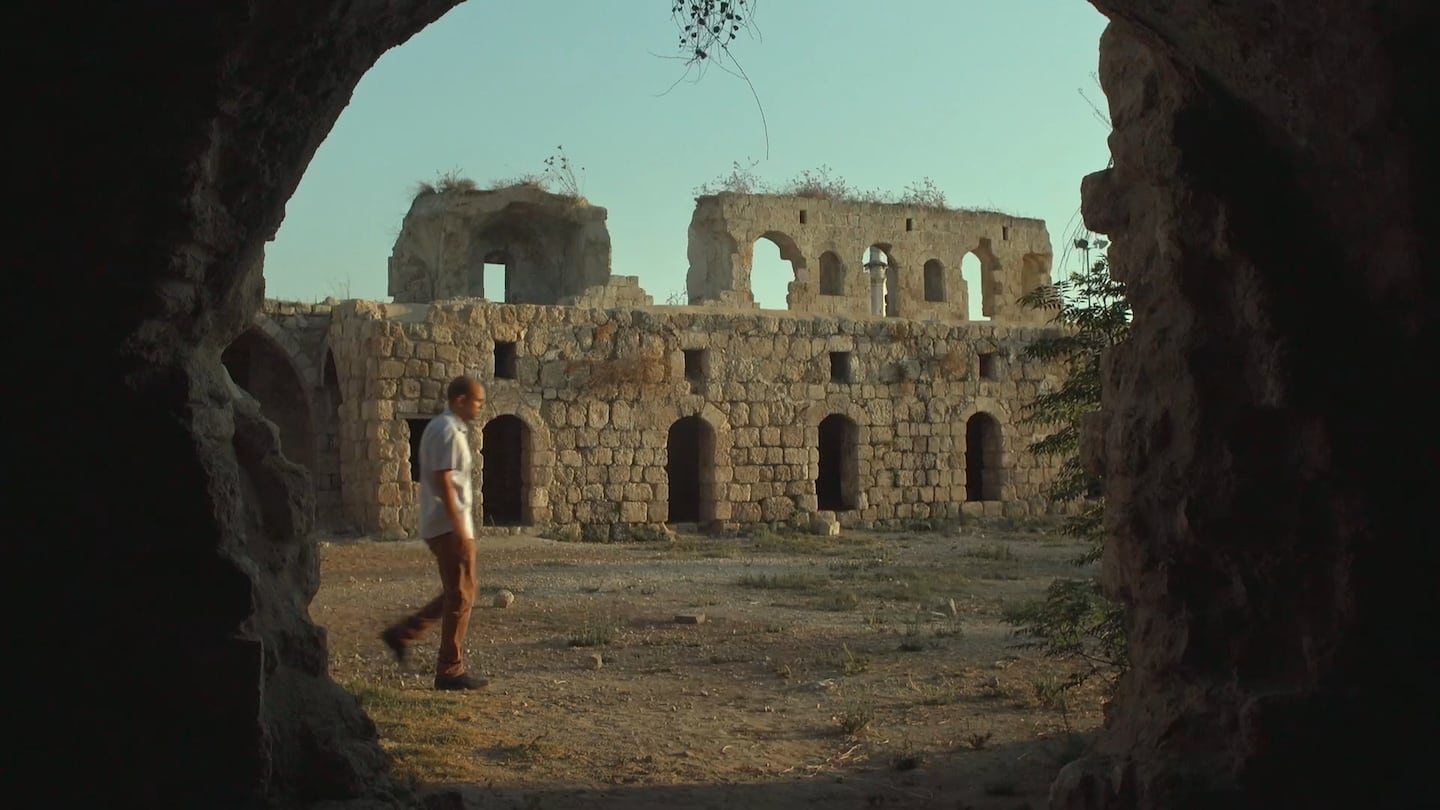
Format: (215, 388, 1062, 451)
(315, 520, 1110, 810)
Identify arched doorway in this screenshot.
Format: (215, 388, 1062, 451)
(816, 414, 860, 511)
(667, 415, 716, 523)
(965, 412, 1003, 501)
(221, 328, 316, 473)
(481, 415, 531, 526)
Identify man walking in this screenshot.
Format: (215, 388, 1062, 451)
(381, 375, 488, 690)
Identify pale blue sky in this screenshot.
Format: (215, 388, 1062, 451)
(265, 0, 1112, 315)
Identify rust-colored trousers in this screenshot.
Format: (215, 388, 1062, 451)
(387, 531, 476, 678)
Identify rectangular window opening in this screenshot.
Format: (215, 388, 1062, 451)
(483, 263, 507, 302)
(799, 209, 808, 224)
(405, 417, 431, 482)
(494, 341, 517, 379)
(978, 352, 998, 381)
(683, 348, 708, 382)
(830, 351, 853, 384)
(905, 217, 915, 232)
(1002, 225, 1011, 241)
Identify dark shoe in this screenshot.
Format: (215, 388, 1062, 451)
(434, 673, 489, 691)
(380, 626, 408, 667)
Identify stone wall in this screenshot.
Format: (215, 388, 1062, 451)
(388, 184, 613, 305)
(557, 275, 654, 308)
(685, 192, 1053, 324)
(229, 300, 350, 531)
(326, 299, 1069, 540)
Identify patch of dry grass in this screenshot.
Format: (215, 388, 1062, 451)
(345, 682, 488, 782)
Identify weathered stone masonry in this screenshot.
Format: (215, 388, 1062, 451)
(687, 192, 1053, 324)
(243, 187, 1069, 538)
(223, 299, 349, 529)
(322, 300, 1068, 540)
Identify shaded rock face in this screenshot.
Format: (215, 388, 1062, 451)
(15, 2, 463, 806)
(1056, 3, 1436, 809)
(11, 2, 1434, 809)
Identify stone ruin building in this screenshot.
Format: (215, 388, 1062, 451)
(33, 3, 1432, 807)
(236, 184, 1071, 541)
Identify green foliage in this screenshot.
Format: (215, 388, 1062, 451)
(1008, 243, 1131, 686)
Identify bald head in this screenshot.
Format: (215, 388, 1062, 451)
(446, 375, 485, 421)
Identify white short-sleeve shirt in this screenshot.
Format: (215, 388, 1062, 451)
(418, 409, 474, 540)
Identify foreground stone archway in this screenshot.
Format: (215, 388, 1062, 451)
(16, 3, 468, 806)
(17, 2, 1434, 808)
(1049, 6, 1435, 810)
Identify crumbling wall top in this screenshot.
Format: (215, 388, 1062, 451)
(685, 192, 1052, 324)
(388, 184, 612, 305)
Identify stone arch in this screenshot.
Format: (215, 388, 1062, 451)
(923, 258, 947, 302)
(803, 401, 871, 513)
(478, 400, 555, 527)
(221, 326, 318, 475)
(666, 415, 717, 523)
(818, 250, 846, 296)
(964, 412, 1004, 502)
(748, 229, 807, 310)
(480, 413, 532, 526)
(816, 413, 861, 511)
(862, 242, 903, 317)
(253, 312, 321, 389)
(41, 7, 1433, 809)
(660, 401, 733, 522)
(962, 238, 1005, 320)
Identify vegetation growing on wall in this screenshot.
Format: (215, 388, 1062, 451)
(412, 147, 588, 203)
(693, 160, 995, 213)
(411, 168, 477, 200)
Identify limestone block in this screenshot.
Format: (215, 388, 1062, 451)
(732, 502, 762, 523)
(587, 401, 609, 428)
(611, 400, 634, 429)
